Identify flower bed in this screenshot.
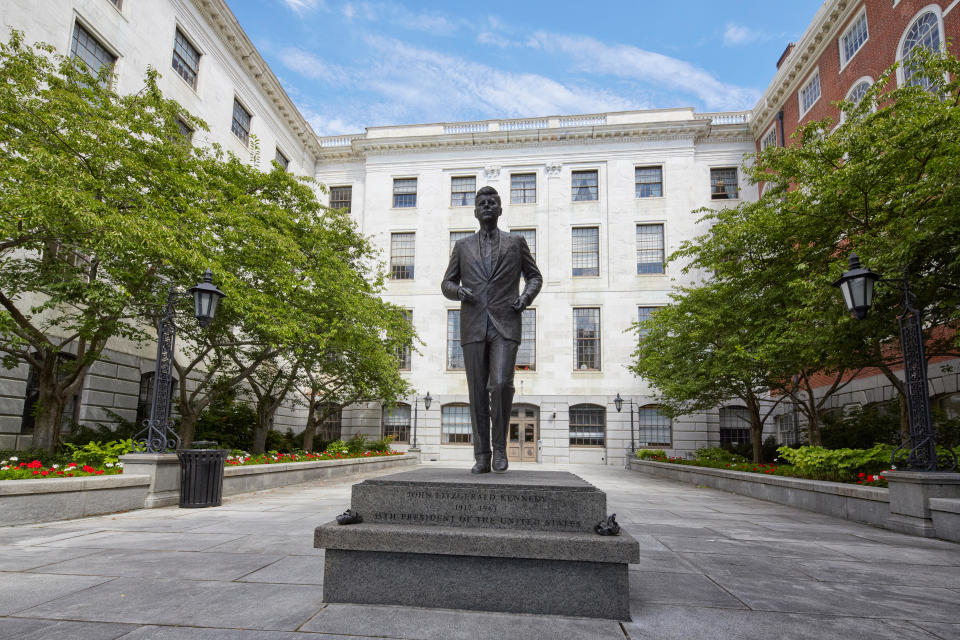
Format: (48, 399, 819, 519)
(0, 457, 122, 480)
(636, 454, 890, 487)
(225, 450, 402, 466)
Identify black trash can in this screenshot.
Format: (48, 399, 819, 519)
(177, 441, 229, 508)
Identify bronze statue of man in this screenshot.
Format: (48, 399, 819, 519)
(442, 186, 543, 473)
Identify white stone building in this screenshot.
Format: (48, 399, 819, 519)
(315, 111, 757, 465)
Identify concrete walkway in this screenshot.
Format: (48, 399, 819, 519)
(1, 462, 959, 640)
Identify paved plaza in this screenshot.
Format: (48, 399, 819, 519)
(1, 463, 959, 640)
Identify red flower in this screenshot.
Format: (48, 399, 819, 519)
(857, 472, 865, 478)
(68, 462, 77, 468)
(82, 465, 95, 473)
(26, 460, 43, 468)
(41, 470, 49, 476)
(32, 470, 40, 475)
(856, 480, 863, 484)
(95, 470, 104, 475)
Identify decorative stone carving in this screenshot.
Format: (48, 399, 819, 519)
(483, 165, 501, 179)
(545, 161, 562, 176)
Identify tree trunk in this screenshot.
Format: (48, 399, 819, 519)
(178, 409, 199, 449)
(746, 397, 764, 463)
(302, 391, 318, 452)
(804, 394, 822, 446)
(30, 357, 65, 453)
(252, 403, 273, 454)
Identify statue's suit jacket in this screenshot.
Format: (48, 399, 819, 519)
(441, 229, 542, 344)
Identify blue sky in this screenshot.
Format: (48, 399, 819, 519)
(228, 0, 823, 136)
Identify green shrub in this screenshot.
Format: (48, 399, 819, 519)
(193, 394, 256, 450)
(63, 439, 139, 467)
(695, 447, 747, 464)
(364, 435, 394, 453)
(636, 449, 666, 459)
(325, 439, 348, 455)
(821, 404, 901, 450)
(345, 434, 367, 455)
(775, 444, 894, 482)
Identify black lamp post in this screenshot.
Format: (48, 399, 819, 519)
(614, 393, 636, 454)
(136, 269, 225, 453)
(833, 254, 955, 472)
(411, 391, 431, 449)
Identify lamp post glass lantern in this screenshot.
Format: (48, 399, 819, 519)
(832, 254, 955, 472)
(411, 391, 431, 449)
(614, 393, 636, 454)
(136, 270, 225, 453)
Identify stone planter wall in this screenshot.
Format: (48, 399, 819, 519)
(0, 474, 151, 526)
(2, 453, 418, 526)
(629, 459, 890, 528)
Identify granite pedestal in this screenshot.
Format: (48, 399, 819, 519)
(314, 468, 639, 620)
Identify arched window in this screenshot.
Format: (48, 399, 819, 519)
(441, 403, 471, 444)
(719, 406, 750, 446)
(316, 402, 342, 442)
(135, 372, 178, 427)
(846, 80, 871, 106)
(637, 405, 671, 447)
(569, 403, 605, 446)
(382, 403, 410, 443)
(899, 10, 942, 90)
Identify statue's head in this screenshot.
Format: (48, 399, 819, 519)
(474, 186, 502, 225)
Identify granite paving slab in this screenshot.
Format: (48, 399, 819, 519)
(822, 542, 960, 565)
(911, 621, 960, 639)
(236, 555, 325, 584)
(715, 574, 960, 622)
(15, 576, 325, 630)
(628, 571, 747, 608)
(203, 533, 320, 555)
(655, 534, 860, 559)
(28, 549, 283, 580)
(38, 531, 245, 552)
(622, 604, 943, 640)
(300, 602, 627, 639)
(0, 527, 98, 545)
(629, 550, 700, 574)
(0, 617, 136, 640)
(795, 557, 960, 588)
(0, 571, 113, 615)
(113, 626, 358, 639)
(678, 552, 814, 579)
(0, 546, 101, 571)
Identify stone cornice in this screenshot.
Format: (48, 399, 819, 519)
(751, 0, 858, 133)
(189, 0, 321, 156)
(315, 120, 751, 162)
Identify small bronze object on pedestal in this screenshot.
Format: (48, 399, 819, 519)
(336, 509, 363, 525)
(595, 514, 621, 536)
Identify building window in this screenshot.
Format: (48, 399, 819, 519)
(176, 118, 194, 144)
(511, 173, 536, 204)
(572, 170, 598, 201)
(451, 176, 476, 207)
(847, 80, 871, 106)
(516, 309, 536, 371)
(447, 310, 464, 370)
(636, 224, 665, 274)
(329, 186, 352, 212)
(21, 354, 80, 435)
(635, 166, 663, 198)
(231, 98, 251, 146)
(799, 70, 821, 117)
(719, 406, 751, 446)
(107, 0, 122, 9)
(573, 308, 601, 371)
(397, 310, 412, 370)
(637, 405, 671, 447)
(510, 229, 536, 261)
(70, 23, 116, 85)
(901, 12, 942, 90)
(172, 29, 200, 89)
(572, 227, 599, 277)
(569, 404, 605, 446)
(382, 403, 410, 443)
(315, 402, 342, 443)
(775, 412, 799, 446)
(449, 230, 473, 256)
(442, 404, 471, 444)
(637, 306, 659, 338)
(839, 10, 868, 69)
(710, 168, 738, 200)
(135, 372, 179, 428)
(274, 148, 289, 171)
(389, 232, 415, 280)
(760, 125, 777, 151)
(393, 178, 417, 208)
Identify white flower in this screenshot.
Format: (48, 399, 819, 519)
(105, 463, 114, 468)
(116, 462, 124, 468)
(9, 456, 18, 461)
(51, 464, 59, 469)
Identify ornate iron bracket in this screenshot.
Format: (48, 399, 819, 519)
(134, 286, 182, 454)
(595, 514, 621, 536)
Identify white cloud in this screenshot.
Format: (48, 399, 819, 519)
(277, 48, 347, 85)
(527, 31, 759, 110)
(723, 23, 760, 46)
(350, 2, 459, 36)
(361, 35, 636, 120)
(281, 0, 324, 15)
(477, 31, 514, 48)
(342, 3, 355, 20)
(298, 104, 364, 136)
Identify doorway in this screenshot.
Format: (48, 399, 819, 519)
(507, 404, 539, 462)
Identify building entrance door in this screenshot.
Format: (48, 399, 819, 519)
(507, 404, 539, 462)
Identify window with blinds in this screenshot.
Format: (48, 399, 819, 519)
(569, 404, 604, 446)
(635, 166, 663, 198)
(572, 227, 599, 277)
(70, 23, 116, 86)
(574, 308, 600, 370)
(451, 176, 476, 207)
(442, 404, 471, 444)
(172, 29, 200, 89)
(393, 178, 417, 208)
(231, 99, 252, 146)
(390, 233, 415, 280)
(447, 310, 464, 370)
(511, 173, 536, 204)
(572, 170, 598, 201)
(636, 224, 665, 274)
